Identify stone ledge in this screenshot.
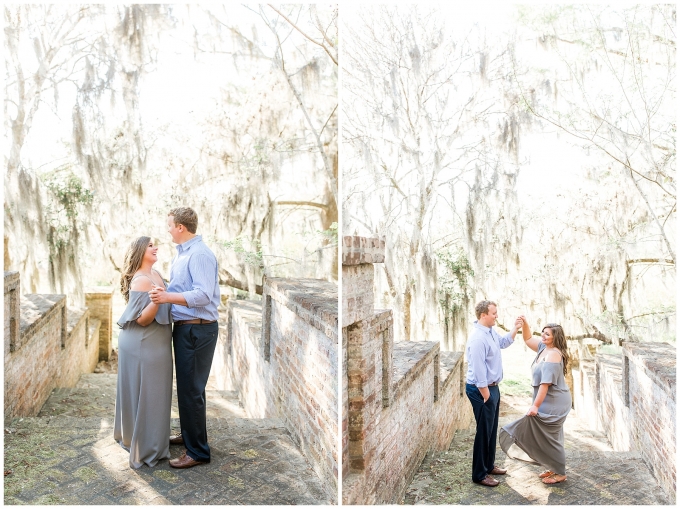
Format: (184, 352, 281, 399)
(597, 354, 623, 389)
(66, 306, 88, 337)
(84, 286, 115, 297)
(4, 270, 19, 291)
(341, 472, 366, 505)
(265, 277, 338, 342)
(88, 318, 101, 343)
(623, 342, 676, 400)
(392, 341, 440, 396)
(18, 294, 66, 348)
(229, 299, 263, 349)
(342, 236, 385, 265)
(439, 351, 464, 392)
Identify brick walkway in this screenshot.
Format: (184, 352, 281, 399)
(4, 373, 333, 505)
(403, 394, 669, 505)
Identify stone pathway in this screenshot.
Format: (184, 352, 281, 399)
(403, 394, 669, 505)
(5, 373, 333, 505)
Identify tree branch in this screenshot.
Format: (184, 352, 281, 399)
(267, 4, 337, 65)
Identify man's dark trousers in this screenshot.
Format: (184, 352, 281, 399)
(465, 383, 501, 482)
(173, 322, 219, 462)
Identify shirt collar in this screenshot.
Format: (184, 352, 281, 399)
(473, 320, 493, 333)
(176, 235, 202, 253)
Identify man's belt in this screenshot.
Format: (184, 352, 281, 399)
(488, 382, 498, 386)
(174, 319, 217, 326)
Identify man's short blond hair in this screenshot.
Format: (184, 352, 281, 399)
(169, 207, 198, 234)
(475, 300, 497, 319)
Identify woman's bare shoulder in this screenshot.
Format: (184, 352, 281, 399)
(545, 349, 563, 363)
(130, 276, 154, 292)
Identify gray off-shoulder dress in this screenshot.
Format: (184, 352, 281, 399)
(499, 342, 572, 475)
(113, 290, 173, 468)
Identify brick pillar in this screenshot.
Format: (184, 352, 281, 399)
(347, 317, 382, 472)
(342, 235, 388, 475)
(4, 271, 20, 355)
(85, 286, 114, 361)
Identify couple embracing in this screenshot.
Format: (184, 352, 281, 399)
(113, 207, 220, 469)
(465, 300, 572, 488)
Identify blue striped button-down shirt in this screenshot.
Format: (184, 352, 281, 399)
(167, 235, 220, 321)
(465, 320, 514, 388)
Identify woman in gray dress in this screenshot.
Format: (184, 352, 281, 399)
(114, 236, 173, 468)
(499, 319, 571, 485)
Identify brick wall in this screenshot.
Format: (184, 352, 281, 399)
(571, 341, 675, 503)
(215, 277, 338, 501)
(624, 342, 675, 503)
(4, 272, 105, 421)
(341, 236, 472, 505)
(85, 287, 114, 361)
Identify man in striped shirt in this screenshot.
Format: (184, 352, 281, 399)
(465, 300, 522, 486)
(149, 207, 221, 469)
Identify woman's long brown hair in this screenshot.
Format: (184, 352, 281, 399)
(120, 236, 151, 303)
(543, 323, 570, 375)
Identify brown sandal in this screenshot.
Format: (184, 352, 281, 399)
(542, 474, 567, 484)
(538, 470, 554, 479)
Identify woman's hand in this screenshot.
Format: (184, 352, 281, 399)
(149, 285, 167, 304)
(526, 405, 539, 416)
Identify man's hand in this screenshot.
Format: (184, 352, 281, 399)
(526, 405, 539, 416)
(509, 316, 523, 339)
(149, 285, 167, 304)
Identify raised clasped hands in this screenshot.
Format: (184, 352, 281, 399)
(149, 285, 166, 304)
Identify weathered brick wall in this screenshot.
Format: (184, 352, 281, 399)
(432, 351, 473, 450)
(4, 273, 104, 421)
(4, 271, 20, 355)
(572, 342, 675, 503)
(341, 326, 349, 480)
(344, 309, 471, 504)
(342, 235, 383, 327)
(596, 354, 631, 451)
(342, 236, 472, 505)
(216, 277, 338, 500)
(85, 287, 114, 361)
(624, 342, 675, 502)
(57, 308, 100, 389)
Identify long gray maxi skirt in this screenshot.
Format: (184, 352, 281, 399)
(499, 343, 572, 475)
(113, 291, 173, 468)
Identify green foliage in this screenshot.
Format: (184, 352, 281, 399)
(219, 235, 264, 268)
(499, 376, 533, 397)
(317, 222, 338, 243)
(436, 247, 474, 313)
(40, 167, 94, 253)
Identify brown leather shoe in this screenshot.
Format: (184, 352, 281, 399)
(474, 475, 500, 487)
(169, 433, 184, 445)
(490, 466, 507, 475)
(169, 452, 207, 469)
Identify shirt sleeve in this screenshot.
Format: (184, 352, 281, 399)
(468, 338, 489, 388)
(498, 330, 515, 349)
(181, 253, 217, 309)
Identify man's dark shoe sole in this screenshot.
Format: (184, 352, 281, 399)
(473, 476, 500, 487)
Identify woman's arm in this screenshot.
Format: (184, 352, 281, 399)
(520, 315, 541, 352)
(130, 278, 160, 326)
(527, 383, 550, 415)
